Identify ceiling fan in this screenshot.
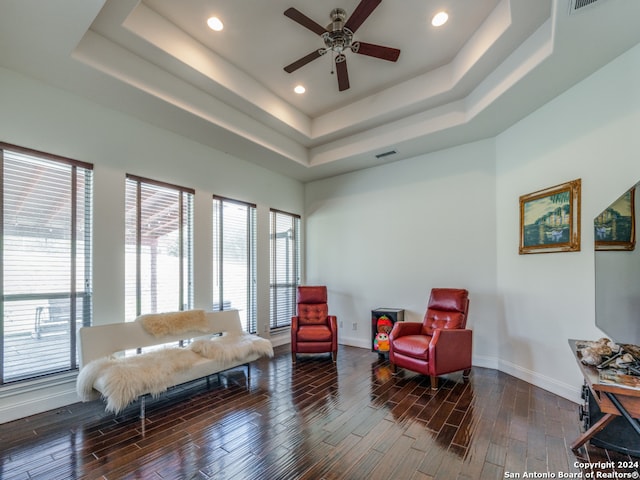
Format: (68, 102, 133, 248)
(283, 0, 401, 91)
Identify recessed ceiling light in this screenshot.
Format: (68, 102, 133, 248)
(294, 85, 306, 94)
(431, 11, 448, 27)
(207, 16, 224, 31)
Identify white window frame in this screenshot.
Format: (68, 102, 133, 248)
(269, 209, 301, 331)
(125, 175, 194, 320)
(0, 143, 93, 384)
(213, 196, 257, 333)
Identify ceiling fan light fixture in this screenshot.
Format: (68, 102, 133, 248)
(323, 8, 353, 53)
(322, 29, 353, 53)
(431, 11, 448, 27)
(283, 1, 401, 91)
(207, 16, 224, 31)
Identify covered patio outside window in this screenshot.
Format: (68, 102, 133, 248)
(1, 145, 92, 384)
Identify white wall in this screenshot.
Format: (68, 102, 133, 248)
(495, 41, 640, 401)
(305, 41, 640, 404)
(0, 67, 304, 422)
(305, 139, 498, 354)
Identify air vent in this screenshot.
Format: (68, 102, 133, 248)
(375, 149, 397, 159)
(569, 0, 604, 14)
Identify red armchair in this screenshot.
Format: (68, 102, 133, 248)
(389, 288, 471, 390)
(291, 286, 338, 363)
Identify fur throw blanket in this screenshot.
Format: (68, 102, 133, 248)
(77, 348, 201, 413)
(189, 333, 274, 363)
(77, 333, 274, 414)
(137, 309, 208, 337)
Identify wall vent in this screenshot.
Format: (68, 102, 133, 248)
(569, 0, 604, 14)
(375, 149, 397, 159)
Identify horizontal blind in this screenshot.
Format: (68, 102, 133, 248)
(269, 209, 300, 330)
(125, 176, 194, 321)
(1, 145, 92, 384)
(213, 196, 257, 333)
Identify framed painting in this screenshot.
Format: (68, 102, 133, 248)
(519, 179, 581, 254)
(594, 187, 635, 251)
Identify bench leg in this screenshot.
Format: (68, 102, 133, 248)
(246, 363, 251, 381)
(140, 396, 146, 419)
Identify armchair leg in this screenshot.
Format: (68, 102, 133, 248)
(390, 363, 398, 375)
(463, 368, 471, 378)
(331, 351, 337, 362)
(430, 375, 438, 390)
(291, 352, 296, 363)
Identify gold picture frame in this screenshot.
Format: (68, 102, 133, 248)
(519, 179, 581, 254)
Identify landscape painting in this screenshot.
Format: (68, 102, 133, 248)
(519, 179, 581, 254)
(594, 187, 635, 251)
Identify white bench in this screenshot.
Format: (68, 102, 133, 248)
(76, 309, 273, 418)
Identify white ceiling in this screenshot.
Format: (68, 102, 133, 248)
(1, 0, 640, 182)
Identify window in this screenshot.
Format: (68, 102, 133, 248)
(1, 143, 93, 384)
(125, 175, 194, 320)
(270, 209, 300, 330)
(213, 196, 257, 333)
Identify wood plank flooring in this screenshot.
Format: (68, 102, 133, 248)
(1, 344, 638, 479)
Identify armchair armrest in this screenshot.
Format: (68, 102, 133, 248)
(328, 315, 338, 349)
(291, 316, 300, 349)
(390, 321, 423, 340)
(429, 328, 473, 376)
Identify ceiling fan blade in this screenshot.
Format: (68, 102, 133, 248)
(284, 50, 323, 73)
(353, 41, 400, 62)
(344, 0, 382, 33)
(335, 55, 350, 91)
(284, 7, 327, 36)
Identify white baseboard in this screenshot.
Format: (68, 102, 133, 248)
(338, 337, 371, 349)
(473, 353, 582, 404)
(269, 331, 291, 348)
(0, 374, 80, 424)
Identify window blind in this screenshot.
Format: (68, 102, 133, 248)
(1, 144, 93, 384)
(213, 196, 257, 333)
(269, 209, 300, 330)
(125, 175, 194, 321)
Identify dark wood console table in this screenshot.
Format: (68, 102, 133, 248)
(569, 339, 640, 451)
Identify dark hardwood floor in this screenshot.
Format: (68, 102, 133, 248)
(1, 344, 638, 479)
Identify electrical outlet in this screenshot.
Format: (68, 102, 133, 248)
(352, 322, 357, 331)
